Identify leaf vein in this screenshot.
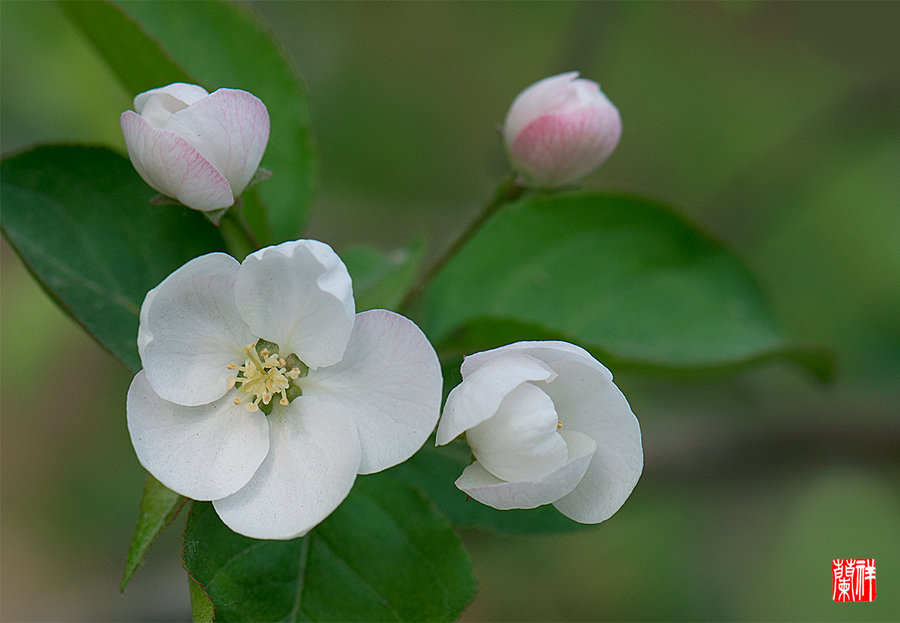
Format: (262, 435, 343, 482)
(313, 531, 403, 621)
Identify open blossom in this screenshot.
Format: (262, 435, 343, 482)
(503, 72, 621, 189)
(127, 240, 442, 539)
(436, 341, 642, 523)
(120, 82, 269, 212)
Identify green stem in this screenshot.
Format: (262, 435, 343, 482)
(399, 175, 525, 313)
(219, 201, 260, 260)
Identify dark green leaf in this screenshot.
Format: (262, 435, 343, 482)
(59, 0, 193, 95)
(342, 241, 425, 312)
(421, 192, 833, 379)
(113, 0, 316, 243)
(390, 442, 591, 535)
(183, 475, 475, 622)
(0, 146, 226, 371)
(440, 317, 833, 380)
(121, 475, 187, 590)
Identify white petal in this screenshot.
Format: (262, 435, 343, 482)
(466, 382, 568, 482)
(302, 310, 442, 474)
(503, 72, 580, 148)
(455, 429, 596, 510)
(138, 253, 254, 406)
(213, 397, 362, 540)
(543, 359, 643, 523)
(436, 353, 556, 445)
(235, 240, 355, 370)
(460, 340, 611, 380)
(126, 371, 269, 501)
(121, 110, 235, 211)
(134, 82, 209, 113)
(138, 92, 190, 128)
(164, 88, 269, 196)
(513, 104, 621, 187)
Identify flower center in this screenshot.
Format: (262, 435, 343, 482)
(226, 339, 308, 414)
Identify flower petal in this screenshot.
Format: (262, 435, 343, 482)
(436, 353, 556, 445)
(460, 340, 611, 380)
(513, 105, 621, 187)
(121, 110, 234, 211)
(164, 88, 269, 196)
(213, 397, 362, 540)
(455, 429, 596, 510)
(302, 310, 442, 474)
(235, 240, 355, 370)
(127, 371, 269, 501)
(543, 359, 643, 523)
(503, 72, 580, 147)
(134, 82, 209, 113)
(137, 92, 191, 128)
(466, 381, 568, 482)
(138, 252, 254, 406)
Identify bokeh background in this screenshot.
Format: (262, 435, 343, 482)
(2, 1, 899, 620)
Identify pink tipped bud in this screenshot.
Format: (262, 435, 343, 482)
(503, 72, 622, 189)
(120, 82, 270, 212)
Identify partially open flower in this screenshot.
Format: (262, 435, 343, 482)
(120, 82, 269, 212)
(127, 239, 442, 539)
(503, 72, 621, 189)
(436, 341, 642, 524)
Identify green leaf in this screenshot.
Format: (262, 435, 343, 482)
(112, 0, 316, 243)
(0, 145, 226, 371)
(183, 475, 476, 622)
(59, 1, 193, 95)
(189, 573, 215, 623)
(121, 475, 187, 591)
(342, 241, 425, 312)
(422, 192, 833, 379)
(391, 442, 591, 535)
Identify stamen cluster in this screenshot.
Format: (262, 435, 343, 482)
(227, 341, 306, 412)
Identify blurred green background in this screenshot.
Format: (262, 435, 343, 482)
(2, 1, 899, 620)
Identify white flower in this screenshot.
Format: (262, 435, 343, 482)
(120, 82, 269, 212)
(127, 240, 442, 539)
(503, 72, 622, 189)
(436, 341, 642, 523)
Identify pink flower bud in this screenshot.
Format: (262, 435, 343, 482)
(121, 83, 269, 212)
(503, 72, 622, 188)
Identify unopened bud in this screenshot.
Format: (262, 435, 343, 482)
(503, 72, 621, 189)
(120, 82, 269, 212)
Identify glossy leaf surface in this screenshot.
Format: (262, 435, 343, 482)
(183, 475, 475, 622)
(0, 146, 226, 371)
(60, 1, 192, 95)
(422, 192, 832, 378)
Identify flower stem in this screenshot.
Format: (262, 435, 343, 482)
(219, 201, 260, 260)
(399, 175, 525, 313)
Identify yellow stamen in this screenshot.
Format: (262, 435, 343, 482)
(228, 342, 303, 413)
